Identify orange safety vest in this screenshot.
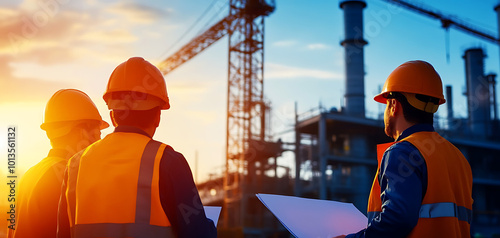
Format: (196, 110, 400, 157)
(64, 132, 175, 237)
(10, 151, 68, 238)
(367, 131, 473, 237)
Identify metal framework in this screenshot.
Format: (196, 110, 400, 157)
(158, 14, 237, 75)
(224, 0, 274, 227)
(157, 0, 275, 230)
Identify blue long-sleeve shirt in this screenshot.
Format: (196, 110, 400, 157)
(346, 124, 432, 238)
(159, 140, 217, 237)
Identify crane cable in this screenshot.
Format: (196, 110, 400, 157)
(158, 0, 222, 61)
(196, 0, 229, 36)
(445, 27, 450, 64)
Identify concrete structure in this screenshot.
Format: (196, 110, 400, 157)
(294, 111, 390, 214)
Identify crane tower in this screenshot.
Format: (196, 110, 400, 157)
(158, 0, 276, 230)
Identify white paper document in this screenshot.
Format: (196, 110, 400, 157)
(204, 206, 222, 227)
(256, 194, 367, 238)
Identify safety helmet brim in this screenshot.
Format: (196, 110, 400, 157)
(374, 92, 446, 105)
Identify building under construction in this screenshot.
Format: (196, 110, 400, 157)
(175, 0, 500, 237)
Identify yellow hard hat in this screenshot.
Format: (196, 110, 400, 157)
(103, 57, 170, 110)
(374, 60, 446, 113)
(41, 89, 109, 137)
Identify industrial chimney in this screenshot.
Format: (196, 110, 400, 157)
(463, 48, 490, 138)
(446, 85, 454, 129)
(494, 4, 500, 76)
(338, 0, 370, 213)
(340, 0, 367, 117)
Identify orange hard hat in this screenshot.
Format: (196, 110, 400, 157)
(41, 89, 109, 136)
(103, 57, 170, 110)
(374, 60, 446, 112)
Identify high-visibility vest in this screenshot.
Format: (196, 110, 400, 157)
(10, 152, 67, 238)
(64, 132, 175, 237)
(367, 131, 473, 237)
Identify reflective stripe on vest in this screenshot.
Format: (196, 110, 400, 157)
(367, 211, 380, 222)
(368, 202, 472, 224)
(67, 150, 85, 227)
(419, 202, 472, 223)
(71, 223, 173, 238)
(70, 140, 174, 238)
(135, 140, 161, 223)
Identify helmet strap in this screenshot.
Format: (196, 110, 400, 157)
(402, 93, 439, 113)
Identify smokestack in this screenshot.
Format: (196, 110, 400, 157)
(494, 4, 500, 75)
(463, 48, 490, 138)
(486, 73, 498, 136)
(486, 74, 497, 121)
(494, 4, 500, 125)
(446, 85, 454, 129)
(340, 0, 367, 118)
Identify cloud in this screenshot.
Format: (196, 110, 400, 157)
(272, 40, 297, 47)
(106, 2, 172, 24)
(0, 8, 106, 63)
(0, 55, 71, 103)
(273, 41, 333, 51)
(0, 0, 179, 102)
(79, 29, 137, 44)
(266, 63, 342, 80)
(0, 8, 17, 20)
(0, 0, 174, 65)
(306, 43, 332, 50)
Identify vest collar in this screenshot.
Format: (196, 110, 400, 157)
(113, 125, 152, 138)
(396, 124, 434, 142)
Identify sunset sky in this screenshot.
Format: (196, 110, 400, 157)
(1, 0, 500, 218)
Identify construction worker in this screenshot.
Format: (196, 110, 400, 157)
(57, 57, 217, 238)
(336, 60, 473, 238)
(8, 89, 109, 238)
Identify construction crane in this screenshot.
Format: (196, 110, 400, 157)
(380, 0, 499, 44)
(158, 0, 276, 232)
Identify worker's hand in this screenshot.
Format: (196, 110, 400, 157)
(332, 235, 346, 238)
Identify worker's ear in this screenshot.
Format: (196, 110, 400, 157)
(388, 99, 399, 117)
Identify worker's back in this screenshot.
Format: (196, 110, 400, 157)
(404, 131, 473, 238)
(10, 152, 67, 238)
(65, 131, 175, 237)
(11, 89, 108, 238)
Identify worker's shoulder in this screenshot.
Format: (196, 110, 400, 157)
(23, 156, 66, 178)
(386, 140, 419, 155)
(381, 141, 427, 175)
(20, 156, 66, 191)
(159, 143, 187, 162)
(158, 145, 193, 174)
